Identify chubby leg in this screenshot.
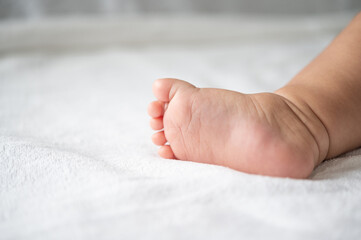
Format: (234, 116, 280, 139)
(276, 12, 361, 159)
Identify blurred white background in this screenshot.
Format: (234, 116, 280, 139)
(0, 0, 360, 19)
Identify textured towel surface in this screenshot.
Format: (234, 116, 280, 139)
(1, 15, 361, 240)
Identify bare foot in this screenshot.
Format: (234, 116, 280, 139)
(148, 78, 327, 178)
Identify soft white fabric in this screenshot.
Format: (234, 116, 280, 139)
(1, 15, 361, 240)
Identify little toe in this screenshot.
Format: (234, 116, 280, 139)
(148, 101, 164, 118)
(150, 117, 164, 130)
(158, 145, 175, 159)
(152, 131, 167, 146)
(153, 78, 196, 102)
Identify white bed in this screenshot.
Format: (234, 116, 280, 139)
(1, 14, 361, 240)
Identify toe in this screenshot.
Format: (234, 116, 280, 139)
(150, 117, 164, 130)
(153, 78, 196, 102)
(158, 145, 175, 159)
(152, 131, 167, 146)
(148, 101, 164, 118)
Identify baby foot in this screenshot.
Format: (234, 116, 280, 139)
(148, 78, 325, 178)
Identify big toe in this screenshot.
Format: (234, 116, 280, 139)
(153, 78, 196, 102)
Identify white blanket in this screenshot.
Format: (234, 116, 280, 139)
(1, 14, 361, 240)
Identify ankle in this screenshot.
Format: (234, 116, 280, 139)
(275, 85, 330, 165)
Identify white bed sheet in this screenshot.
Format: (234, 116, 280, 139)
(1, 15, 361, 240)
